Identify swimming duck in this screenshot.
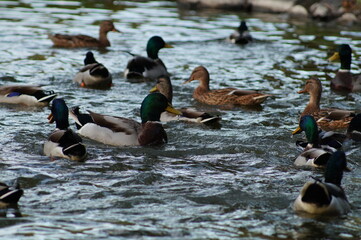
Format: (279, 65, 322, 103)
(293, 150, 350, 215)
(49, 20, 120, 48)
(228, 20, 252, 44)
(0, 182, 23, 207)
(44, 99, 87, 161)
(328, 44, 361, 92)
(292, 115, 338, 167)
(150, 75, 221, 124)
(73, 51, 112, 89)
(183, 66, 270, 107)
(69, 93, 182, 146)
(124, 36, 173, 81)
(0, 85, 57, 106)
(298, 77, 354, 131)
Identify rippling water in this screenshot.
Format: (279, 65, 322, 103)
(1, 0, 361, 239)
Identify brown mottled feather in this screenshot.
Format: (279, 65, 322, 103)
(48, 20, 119, 48)
(0, 85, 44, 95)
(184, 66, 270, 106)
(298, 77, 354, 131)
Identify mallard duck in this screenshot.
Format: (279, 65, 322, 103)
(292, 115, 338, 167)
(124, 36, 173, 81)
(183, 66, 270, 107)
(44, 99, 87, 161)
(73, 51, 112, 89)
(150, 75, 221, 124)
(228, 20, 252, 44)
(48, 20, 120, 48)
(69, 93, 181, 146)
(298, 77, 355, 131)
(0, 85, 57, 106)
(293, 150, 350, 215)
(328, 44, 361, 92)
(0, 182, 23, 207)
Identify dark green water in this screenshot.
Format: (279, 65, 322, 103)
(1, 0, 361, 239)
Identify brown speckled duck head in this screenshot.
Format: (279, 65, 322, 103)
(184, 66, 210, 90)
(99, 20, 120, 34)
(150, 75, 173, 103)
(298, 77, 322, 116)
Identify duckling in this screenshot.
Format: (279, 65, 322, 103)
(183, 66, 270, 107)
(0, 182, 23, 207)
(73, 51, 112, 89)
(298, 77, 354, 131)
(48, 20, 120, 48)
(150, 75, 221, 124)
(328, 44, 361, 92)
(228, 20, 252, 44)
(0, 85, 56, 106)
(69, 93, 181, 146)
(124, 36, 173, 81)
(293, 150, 350, 215)
(44, 99, 87, 161)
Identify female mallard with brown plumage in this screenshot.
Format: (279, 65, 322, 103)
(328, 44, 361, 92)
(69, 93, 181, 146)
(150, 75, 221, 124)
(49, 20, 120, 48)
(183, 66, 270, 107)
(0, 85, 56, 106)
(298, 77, 354, 131)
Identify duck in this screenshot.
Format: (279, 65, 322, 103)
(0, 85, 57, 106)
(183, 66, 271, 107)
(328, 44, 361, 92)
(292, 115, 338, 167)
(44, 98, 87, 161)
(48, 20, 120, 48)
(69, 93, 182, 146)
(73, 51, 112, 89)
(298, 77, 355, 131)
(293, 150, 350, 216)
(150, 75, 221, 124)
(228, 20, 253, 44)
(124, 36, 173, 81)
(0, 182, 23, 207)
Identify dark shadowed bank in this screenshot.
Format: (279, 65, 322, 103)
(176, 0, 361, 25)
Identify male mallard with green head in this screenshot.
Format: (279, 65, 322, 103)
(69, 93, 181, 146)
(0, 85, 56, 106)
(228, 20, 253, 44)
(44, 99, 87, 161)
(49, 20, 120, 48)
(328, 44, 361, 92)
(184, 66, 270, 107)
(293, 150, 350, 215)
(298, 77, 354, 131)
(124, 36, 173, 81)
(73, 51, 112, 89)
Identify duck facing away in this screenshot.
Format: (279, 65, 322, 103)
(73, 51, 112, 89)
(44, 99, 87, 161)
(69, 93, 181, 146)
(150, 75, 221, 124)
(298, 77, 354, 131)
(328, 44, 361, 92)
(0, 85, 56, 106)
(124, 36, 173, 81)
(228, 20, 252, 44)
(184, 66, 270, 107)
(49, 20, 120, 48)
(0, 182, 23, 207)
(293, 150, 350, 216)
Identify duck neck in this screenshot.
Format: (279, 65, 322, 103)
(303, 91, 321, 115)
(147, 47, 159, 59)
(99, 30, 110, 47)
(340, 54, 351, 70)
